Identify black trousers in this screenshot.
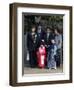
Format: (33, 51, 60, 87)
(55, 49, 61, 67)
(29, 51, 37, 68)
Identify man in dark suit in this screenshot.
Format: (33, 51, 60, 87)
(44, 27, 54, 47)
(36, 25, 45, 48)
(27, 25, 38, 68)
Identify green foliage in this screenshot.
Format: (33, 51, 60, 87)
(24, 15, 63, 33)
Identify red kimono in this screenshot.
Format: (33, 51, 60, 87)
(37, 45, 46, 68)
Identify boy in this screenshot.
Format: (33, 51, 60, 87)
(47, 39, 57, 69)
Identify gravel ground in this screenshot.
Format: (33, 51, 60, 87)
(24, 66, 63, 74)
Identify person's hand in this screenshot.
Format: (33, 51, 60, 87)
(45, 45, 47, 47)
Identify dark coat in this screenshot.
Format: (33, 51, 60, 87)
(27, 32, 38, 52)
(27, 32, 38, 67)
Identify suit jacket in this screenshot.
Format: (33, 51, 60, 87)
(44, 32, 54, 46)
(37, 30, 45, 48)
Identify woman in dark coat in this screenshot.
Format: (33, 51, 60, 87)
(27, 25, 38, 68)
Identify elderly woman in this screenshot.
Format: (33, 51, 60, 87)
(54, 28, 62, 67)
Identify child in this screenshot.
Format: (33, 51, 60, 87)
(47, 39, 57, 69)
(37, 40, 46, 68)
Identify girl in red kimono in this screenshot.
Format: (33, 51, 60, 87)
(37, 40, 46, 68)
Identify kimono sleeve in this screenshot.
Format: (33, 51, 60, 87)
(54, 45, 57, 55)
